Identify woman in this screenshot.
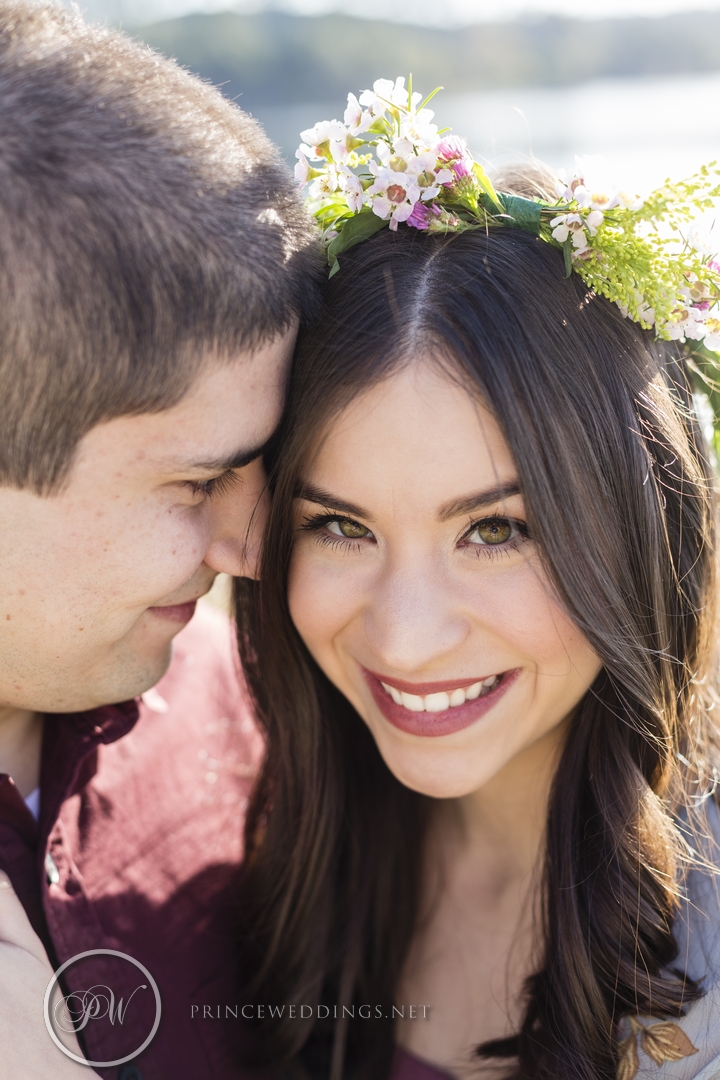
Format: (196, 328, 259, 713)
(235, 86, 720, 1080)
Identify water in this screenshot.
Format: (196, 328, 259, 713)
(254, 69, 720, 194)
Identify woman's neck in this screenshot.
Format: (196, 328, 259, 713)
(452, 716, 568, 887)
(396, 720, 569, 1077)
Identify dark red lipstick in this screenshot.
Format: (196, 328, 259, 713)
(363, 667, 519, 737)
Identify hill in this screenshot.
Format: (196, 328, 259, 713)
(134, 8, 720, 110)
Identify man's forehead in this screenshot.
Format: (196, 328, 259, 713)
(72, 377, 280, 485)
(159, 440, 272, 475)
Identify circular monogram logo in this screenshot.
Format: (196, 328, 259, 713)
(44, 949, 162, 1068)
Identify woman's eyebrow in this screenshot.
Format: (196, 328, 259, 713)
(296, 483, 374, 522)
(439, 481, 522, 521)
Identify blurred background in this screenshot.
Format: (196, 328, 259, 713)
(77, 0, 720, 193)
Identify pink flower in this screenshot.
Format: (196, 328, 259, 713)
(436, 136, 474, 182)
(407, 202, 442, 231)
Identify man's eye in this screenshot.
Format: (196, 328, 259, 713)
(185, 471, 240, 499)
(328, 519, 371, 539)
(466, 518, 515, 545)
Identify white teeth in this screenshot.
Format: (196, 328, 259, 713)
(382, 682, 404, 705)
(381, 676, 502, 712)
(425, 692, 450, 713)
(400, 691, 425, 712)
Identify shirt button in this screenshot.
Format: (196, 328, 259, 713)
(44, 853, 60, 885)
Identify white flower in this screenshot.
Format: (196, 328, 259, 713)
(299, 119, 348, 158)
(557, 157, 643, 212)
(367, 166, 421, 230)
(666, 304, 709, 342)
(329, 132, 359, 166)
(405, 150, 452, 200)
(360, 76, 415, 115)
(338, 167, 365, 213)
(705, 318, 720, 352)
(294, 149, 310, 185)
(308, 163, 341, 201)
(344, 93, 372, 136)
(688, 222, 718, 258)
(586, 209, 604, 234)
(684, 305, 711, 340)
(398, 110, 439, 149)
(550, 212, 588, 249)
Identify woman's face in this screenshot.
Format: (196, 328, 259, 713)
(288, 361, 602, 799)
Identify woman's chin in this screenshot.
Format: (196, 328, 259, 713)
(368, 729, 508, 800)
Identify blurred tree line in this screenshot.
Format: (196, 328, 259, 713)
(134, 9, 720, 111)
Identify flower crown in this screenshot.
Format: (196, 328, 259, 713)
(296, 77, 720, 357)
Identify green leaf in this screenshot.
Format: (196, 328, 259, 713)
(563, 239, 573, 277)
(418, 85, 443, 112)
(497, 194, 542, 236)
(325, 211, 388, 274)
(473, 162, 503, 212)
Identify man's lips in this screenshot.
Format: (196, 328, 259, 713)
(147, 599, 199, 624)
(363, 667, 520, 738)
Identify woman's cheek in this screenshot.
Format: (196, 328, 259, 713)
(288, 545, 363, 656)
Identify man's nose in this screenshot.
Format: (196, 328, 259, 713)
(362, 559, 469, 674)
(203, 462, 268, 580)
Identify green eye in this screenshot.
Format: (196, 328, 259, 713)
(469, 519, 513, 545)
(329, 519, 370, 539)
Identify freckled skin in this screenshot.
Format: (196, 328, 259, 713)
(0, 332, 294, 715)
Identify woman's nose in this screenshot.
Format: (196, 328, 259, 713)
(362, 559, 469, 674)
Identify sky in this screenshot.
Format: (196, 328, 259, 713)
(93, 0, 720, 28)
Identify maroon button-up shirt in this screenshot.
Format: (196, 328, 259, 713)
(0, 602, 453, 1080)
(0, 604, 264, 1079)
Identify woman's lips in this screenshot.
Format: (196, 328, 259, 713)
(147, 599, 198, 624)
(363, 667, 519, 737)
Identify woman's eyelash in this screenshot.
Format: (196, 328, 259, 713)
(299, 512, 530, 559)
(299, 512, 370, 550)
(460, 516, 531, 558)
(185, 470, 241, 499)
(299, 512, 361, 533)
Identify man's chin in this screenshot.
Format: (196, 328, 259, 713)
(75, 638, 177, 713)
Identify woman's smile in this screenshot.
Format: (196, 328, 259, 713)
(289, 360, 602, 800)
(363, 666, 521, 737)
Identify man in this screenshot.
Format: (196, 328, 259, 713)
(0, 2, 320, 1076)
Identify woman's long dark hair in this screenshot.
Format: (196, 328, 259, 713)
(234, 206, 719, 1080)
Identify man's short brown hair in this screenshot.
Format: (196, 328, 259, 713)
(0, 1, 321, 491)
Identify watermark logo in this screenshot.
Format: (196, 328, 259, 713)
(44, 949, 161, 1069)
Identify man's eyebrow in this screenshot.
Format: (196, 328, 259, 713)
(295, 483, 374, 522)
(178, 439, 272, 474)
(439, 482, 522, 521)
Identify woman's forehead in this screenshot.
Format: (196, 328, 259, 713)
(301, 363, 521, 517)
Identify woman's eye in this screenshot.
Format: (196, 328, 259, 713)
(328, 519, 371, 539)
(465, 517, 516, 546)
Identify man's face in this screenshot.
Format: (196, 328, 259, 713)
(0, 331, 294, 713)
